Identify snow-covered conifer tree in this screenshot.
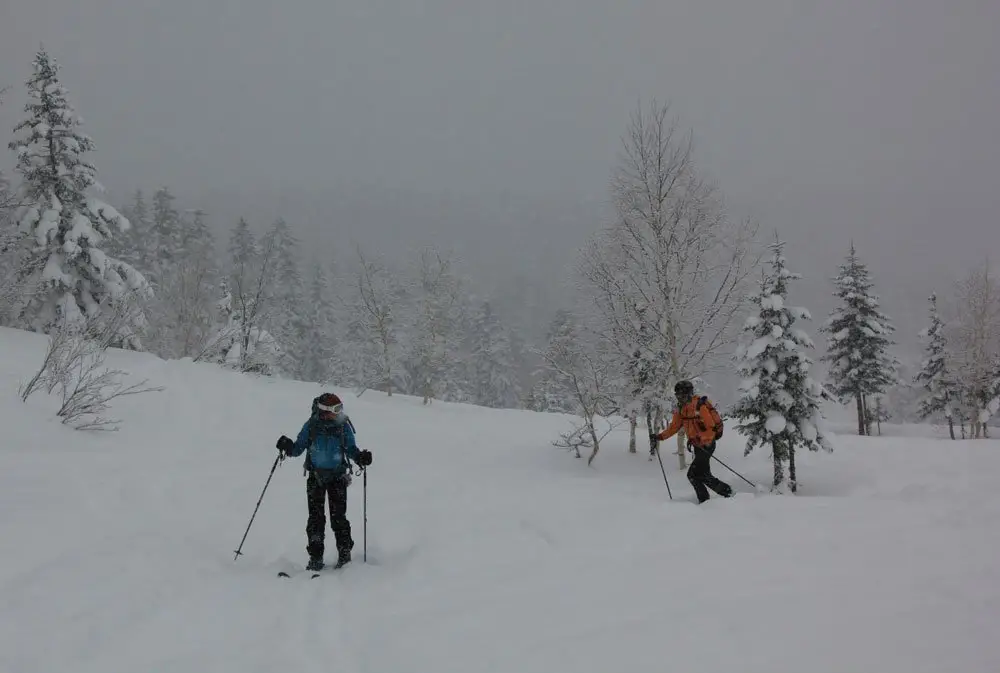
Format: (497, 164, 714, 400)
(161, 208, 218, 358)
(108, 190, 151, 278)
(531, 310, 581, 414)
(145, 187, 185, 287)
(354, 246, 408, 395)
(405, 249, 463, 404)
(820, 243, 899, 435)
(914, 293, 959, 439)
(8, 49, 149, 348)
(264, 218, 306, 377)
(468, 300, 521, 408)
(203, 219, 279, 373)
(298, 262, 335, 382)
(0, 169, 32, 324)
(731, 235, 833, 492)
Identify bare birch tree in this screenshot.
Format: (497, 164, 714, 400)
(948, 260, 1000, 437)
(355, 245, 405, 396)
(199, 224, 280, 373)
(407, 248, 463, 404)
(537, 323, 620, 465)
(580, 99, 760, 468)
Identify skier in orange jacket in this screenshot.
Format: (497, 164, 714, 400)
(651, 380, 733, 503)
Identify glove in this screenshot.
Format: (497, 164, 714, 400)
(356, 449, 373, 467)
(276, 435, 294, 455)
(649, 433, 659, 445)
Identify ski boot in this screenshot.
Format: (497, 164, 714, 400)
(306, 556, 324, 572)
(334, 548, 351, 569)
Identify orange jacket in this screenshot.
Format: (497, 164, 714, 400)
(655, 396, 722, 447)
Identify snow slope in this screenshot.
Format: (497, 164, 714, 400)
(1, 326, 998, 673)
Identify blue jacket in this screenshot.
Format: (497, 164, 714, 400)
(284, 415, 360, 472)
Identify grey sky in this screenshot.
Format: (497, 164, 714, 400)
(2, 0, 998, 349)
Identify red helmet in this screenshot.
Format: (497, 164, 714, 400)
(315, 393, 343, 418)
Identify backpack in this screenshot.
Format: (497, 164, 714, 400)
(302, 411, 358, 480)
(696, 396, 724, 440)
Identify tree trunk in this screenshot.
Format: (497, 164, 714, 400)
(875, 397, 882, 436)
(628, 411, 637, 454)
(788, 445, 797, 493)
(382, 339, 392, 396)
(422, 374, 434, 405)
(772, 443, 784, 491)
(668, 347, 686, 470)
(855, 393, 866, 436)
(948, 416, 955, 440)
(586, 415, 601, 466)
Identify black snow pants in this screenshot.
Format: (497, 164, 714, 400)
(305, 470, 353, 561)
(687, 442, 733, 503)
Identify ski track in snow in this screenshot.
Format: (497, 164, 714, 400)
(1, 326, 999, 672)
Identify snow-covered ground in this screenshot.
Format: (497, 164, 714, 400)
(1, 326, 998, 673)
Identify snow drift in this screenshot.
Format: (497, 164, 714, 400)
(0, 326, 998, 673)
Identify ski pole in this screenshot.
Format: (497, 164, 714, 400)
(363, 466, 368, 563)
(234, 453, 283, 561)
(652, 439, 673, 500)
(711, 454, 757, 489)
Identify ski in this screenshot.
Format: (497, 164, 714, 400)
(277, 563, 350, 579)
(312, 562, 350, 578)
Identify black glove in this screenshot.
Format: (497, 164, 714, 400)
(649, 433, 659, 445)
(276, 435, 294, 454)
(356, 449, 373, 467)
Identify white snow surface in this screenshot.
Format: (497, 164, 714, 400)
(1, 326, 999, 673)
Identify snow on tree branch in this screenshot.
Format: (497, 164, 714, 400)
(19, 307, 163, 430)
(730, 233, 832, 492)
(820, 242, 899, 436)
(8, 48, 150, 348)
(536, 319, 620, 465)
(578, 99, 761, 468)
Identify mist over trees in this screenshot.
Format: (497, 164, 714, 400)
(2, 48, 997, 442)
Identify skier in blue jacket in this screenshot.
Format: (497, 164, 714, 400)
(277, 393, 372, 571)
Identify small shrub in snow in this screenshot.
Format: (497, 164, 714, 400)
(537, 324, 619, 465)
(731, 234, 832, 492)
(19, 309, 163, 430)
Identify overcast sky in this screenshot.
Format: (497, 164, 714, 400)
(2, 0, 998, 349)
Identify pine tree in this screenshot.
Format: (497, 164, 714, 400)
(0, 169, 32, 325)
(158, 207, 218, 358)
(205, 218, 280, 373)
(265, 218, 306, 377)
(228, 218, 256, 276)
(8, 49, 150, 347)
(469, 300, 521, 408)
(353, 249, 407, 395)
(109, 189, 151, 277)
(300, 261, 335, 383)
(731, 235, 833, 492)
(915, 293, 959, 439)
(532, 310, 580, 414)
(405, 249, 464, 404)
(145, 187, 185, 287)
(820, 243, 899, 435)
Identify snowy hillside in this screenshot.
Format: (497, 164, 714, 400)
(1, 326, 998, 673)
